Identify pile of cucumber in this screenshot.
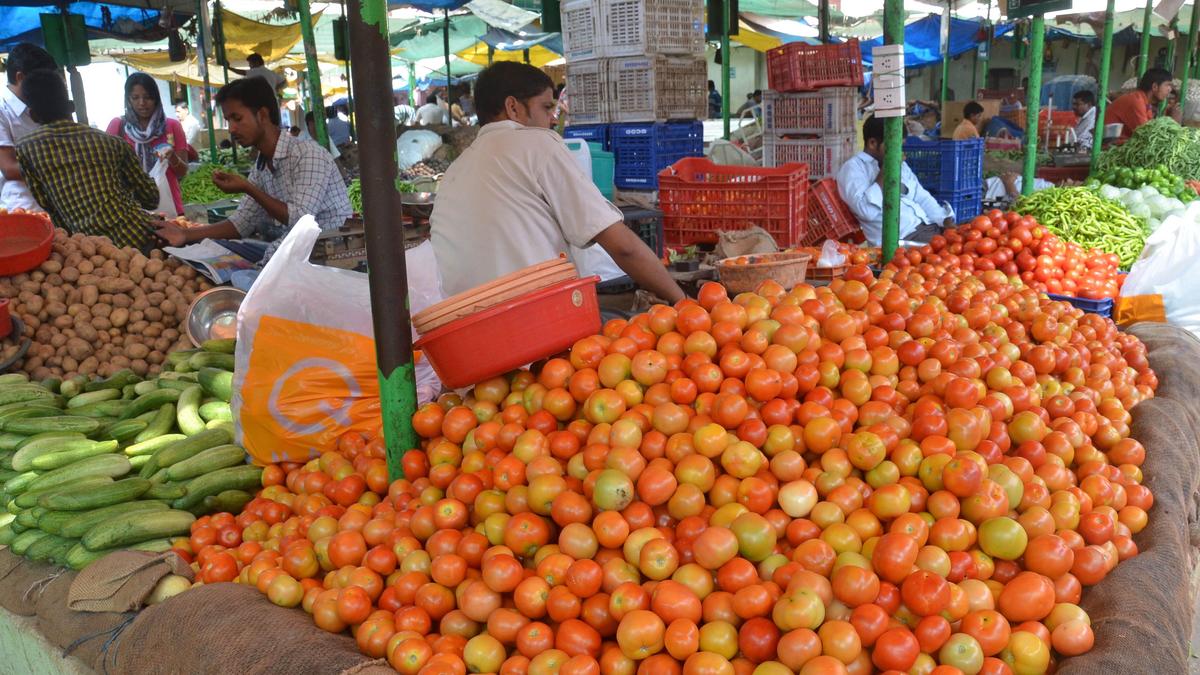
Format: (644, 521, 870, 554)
(0, 339, 262, 569)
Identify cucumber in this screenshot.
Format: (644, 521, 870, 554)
(68, 400, 130, 418)
(25, 533, 73, 562)
(124, 433, 186, 458)
(2, 471, 41, 497)
(26, 454, 131, 494)
(197, 401, 232, 423)
(8, 519, 26, 534)
(156, 379, 197, 392)
(102, 419, 148, 443)
(0, 388, 58, 407)
(16, 477, 114, 509)
(172, 465, 262, 511)
(145, 482, 187, 500)
(175, 386, 206, 436)
(0, 453, 13, 471)
(11, 529, 49, 556)
(0, 373, 29, 385)
(66, 389, 121, 409)
(118, 389, 183, 421)
(11, 432, 89, 472)
(167, 349, 199, 365)
(197, 368, 234, 403)
(165, 445, 246, 482)
(201, 338, 236, 354)
(132, 380, 159, 396)
(39, 477, 151, 511)
(59, 376, 87, 399)
(82, 509, 196, 551)
(157, 371, 198, 382)
(57, 500, 171, 539)
(205, 419, 234, 434)
(203, 489, 253, 514)
(83, 369, 140, 393)
(128, 455, 151, 470)
(0, 523, 14, 546)
(15, 506, 45, 528)
(0, 467, 17, 483)
(188, 352, 234, 371)
(122, 384, 138, 401)
(40, 378, 61, 394)
(67, 538, 172, 570)
(4, 417, 102, 436)
(0, 433, 27, 451)
(151, 428, 233, 469)
(30, 440, 120, 471)
(133, 404, 177, 444)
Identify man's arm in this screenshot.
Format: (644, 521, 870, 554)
(0, 146, 21, 181)
(154, 219, 242, 247)
(837, 158, 884, 223)
(594, 223, 685, 303)
(15, 147, 50, 212)
(211, 170, 289, 224)
(908, 166, 952, 225)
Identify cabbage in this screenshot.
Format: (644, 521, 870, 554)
(1099, 185, 1122, 201)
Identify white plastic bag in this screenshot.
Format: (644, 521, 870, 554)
(1121, 213, 1200, 338)
(233, 218, 443, 464)
(816, 240, 846, 268)
(396, 130, 443, 170)
(149, 159, 179, 217)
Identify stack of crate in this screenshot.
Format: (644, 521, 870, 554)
(561, 0, 707, 190)
(761, 40, 865, 179)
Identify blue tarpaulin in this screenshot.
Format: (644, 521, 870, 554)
(0, 3, 166, 52)
(860, 15, 1015, 69)
(388, 0, 472, 12)
(479, 25, 562, 53)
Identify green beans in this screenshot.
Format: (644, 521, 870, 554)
(1016, 187, 1148, 268)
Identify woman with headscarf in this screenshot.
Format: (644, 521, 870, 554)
(105, 72, 189, 215)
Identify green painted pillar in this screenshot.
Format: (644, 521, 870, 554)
(1022, 16, 1045, 196)
(1182, 6, 1200, 117)
(296, 0, 328, 149)
(196, 0, 216, 161)
(1138, 0, 1153, 77)
(721, 0, 731, 139)
(940, 5, 951, 111)
(881, 0, 904, 263)
(980, 0, 992, 92)
(1091, 0, 1115, 172)
(444, 9, 453, 104)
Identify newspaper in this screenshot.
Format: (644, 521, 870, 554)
(163, 240, 259, 285)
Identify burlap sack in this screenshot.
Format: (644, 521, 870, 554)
(0, 548, 64, 616)
(110, 582, 375, 675)
(34, 569, 135, 673)
(67, 550, 193, 614)
(715, 226, 779, 259)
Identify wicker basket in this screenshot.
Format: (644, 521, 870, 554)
(717, 251, 812, 294)
(412, 258, 577, 334)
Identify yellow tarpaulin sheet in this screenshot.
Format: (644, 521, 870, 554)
(110, 52, 335, 88)
(455, 42, 561, 68)
(219, 9, 321, 64)
(733, 21, 783, 52)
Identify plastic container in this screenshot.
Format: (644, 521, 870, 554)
(603, 0, 705, 57)
(564, 124, 611, 152)
(763, 88, 858, 135)
(805, 178, 861, 245)
(766, 39, 864, 93)
(805, 262, 849, 283)
(938, 187, 984, 223)
(717, 251, 812, 294)
(763, 133, 855, 179)
(611, 121, 704, 189)
(658, 158, 810, 247)
(561, 0, 605, 61)
(0, 213, 53, 276)
(590, 143, 615, 200)
(415, 277, 602, 389)
(902, 137, 985, 194)
(0, 299, 11, 340)
(565, 60, 610, 124)
(608, 55, 707, 123)
(413, 258, 578, 335)
(1046, 293, 1114, 318)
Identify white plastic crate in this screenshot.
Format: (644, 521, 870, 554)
(565, 60, 610, 125)
(603, 0, 705, 58)
(763, 133, 856, 179)
(561, 0, 604, 61)
(763, 87, 858, 136)
(608, 55, 707, 123)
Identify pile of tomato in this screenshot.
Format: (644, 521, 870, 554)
(174, 262, 1158, 675)
(889, 211, 1124, 300)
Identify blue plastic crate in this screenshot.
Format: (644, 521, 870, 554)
(902, 137, 984, 194)
(564, 124, 611, 152)
(1046, 294, 1114, 318)
(611, 121, 703, 189)
(937, 187, 983, 223)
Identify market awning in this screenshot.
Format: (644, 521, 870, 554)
(217, 8, 321, 64)
(0, 2, 172, 52)
(456, 41, 559, 66)
(859, 14, 1015, 68)
(465, 0, 540, 32)
(390, 14, 485, 60)
(389, 0, 472, 12)
(108, 50, 322, 87)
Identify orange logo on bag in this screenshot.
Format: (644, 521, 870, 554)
(239, 315, 381, 465)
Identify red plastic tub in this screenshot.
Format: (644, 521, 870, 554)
(416, 277, 601, 389)
(0, 213, 53, 276)
(0, 299, 10, 339)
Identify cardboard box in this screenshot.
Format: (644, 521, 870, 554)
(941, 99, 1002, 139)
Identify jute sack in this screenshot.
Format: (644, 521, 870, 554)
(67, 550, 193, 613)
(34, 570, 134, 673)
(0, 548, 63, 616)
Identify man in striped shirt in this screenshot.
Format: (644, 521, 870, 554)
(16, 69, 159, 250)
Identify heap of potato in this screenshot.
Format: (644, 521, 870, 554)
(1, 229, 212, 380)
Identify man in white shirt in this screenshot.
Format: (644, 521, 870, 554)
(232, 54, 285, 94)
(0, 43, 57, 211)
(837, 115, 953, 245)
(175, 102, 203, 148)
(1072, 90, 1097, 148)
(430, 62, 683, 302)
(415, 94, 450, 126)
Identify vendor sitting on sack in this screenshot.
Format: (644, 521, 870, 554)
(430, 62, 684, 303)
(837, 115, 953, 246)
(154, 77, 351, 287)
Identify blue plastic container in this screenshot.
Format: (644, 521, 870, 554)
(611, 121, 703, 190)
(564, 125, 611, 152)
(902, 137, 985, 194)
(937, 187, 983, 223)
(1045, 294, 1114, 318)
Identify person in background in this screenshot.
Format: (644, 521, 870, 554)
(415, 93, 449, 126)
(324, 106, 352, 148)
(394, 96, 416, 126)
(707, 80, 722, 119)
(17, 70, 159, 249)
(451, 87, 475, 126)
(175, 102, 203, 148)
(905, 101, 940, 137)
(837, 115, 953, 245)
(1106, 68, 1172, 140)
(736, 90, 763, 118)
(304, 112, 340, 161)
(952, 101, 984, 139)
(0, 43, 57, 212)
(106, 72, 189, 215)
(430, 62, 684, 303)
(153, 77, 351, 284)
(231, 53, 284, 94)
(1071, 90, 1097, 147)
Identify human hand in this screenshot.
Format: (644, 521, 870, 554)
(943, 216, 955, 227)
(153, 221, 187, 247)
(211, 170, 249, 194)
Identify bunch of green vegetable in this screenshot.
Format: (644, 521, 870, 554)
(198, 147, 253, 173)
(179, 164, 226, 205)
(1088, 163, 1195, 202)
(1015, 187, 1148, 268)
(1095, 117, 1200, 181)
(986, 149, 1052, 165)
(347, 178, 418, 213)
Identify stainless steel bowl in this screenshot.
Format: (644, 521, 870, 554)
(186, 287, 246, 347)
(401, 192, 436, 206)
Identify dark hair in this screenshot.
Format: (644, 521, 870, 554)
(305, 111, 315, 124)
(22, 69, 72, 123)
(708, 80, 715, 90)
(175, 101, 189, 110)
(325, 105, 338, 118)
(863, 115, 885, 145)
(1072, 90, 1095, 106)
(214, 76, 280, 126)
(1138, 68, 1172, 92)
(963, 101, 984, 118)
(6, 44, 57, 85)
(125, 72, 163, 113)
(475, 62, 554, 123)
(248, 53, 265, 67)
(428, 93, 439, 104)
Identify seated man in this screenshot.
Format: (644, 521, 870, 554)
(837, 115, 953, 245)
(1072, 90, 1097, 147)
(16, 69, 160, 250)
(953, 101, 984, 140)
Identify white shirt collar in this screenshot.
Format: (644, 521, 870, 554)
(1, 87, 28, 118)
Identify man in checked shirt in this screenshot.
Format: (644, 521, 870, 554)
(154, 77, 351, 284)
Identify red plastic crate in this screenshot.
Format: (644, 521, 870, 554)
(766, 39, 864, 93)
(0, 213, 53, 276)
(658, 158, 810, 248)
(803, 178, 860, 245)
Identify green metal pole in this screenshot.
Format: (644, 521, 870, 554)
(1091, 0, 1115, 172)
(1138, 0, 1153, 77)
(340, 0, 355, 140)
(408, 62, 416, 107)
(981, 1, 991, 91)
(940, 5, 951, 111)
(196, 0, 216, 161)
(1022, 16, 1045, 196)
(296, 0, 328, 149)
(1182, 7, 1200, 121)
(881, 0, 903, 263)
(443, 9, 453, 106)
(721, 0, 731, 139)
(819, 0, 830, 43)
(214, 0, 236, 164)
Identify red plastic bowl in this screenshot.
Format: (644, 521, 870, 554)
(0, 299, 10, 340)
(0, 214, 53, 276)
(416, 277, 601, 389)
